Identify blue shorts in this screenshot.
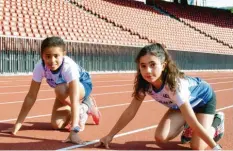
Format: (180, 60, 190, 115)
(193, 90, 216, 115)
(81, 81, 93, 106)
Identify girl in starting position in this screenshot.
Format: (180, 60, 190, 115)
(95, 43, 224, 150)
(3, 36, 101, 144)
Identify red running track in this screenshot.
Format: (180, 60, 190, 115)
(0, 72, 233, 150)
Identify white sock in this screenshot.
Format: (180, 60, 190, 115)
(79, 103, 89, 131)
(80, 103, 88, 113)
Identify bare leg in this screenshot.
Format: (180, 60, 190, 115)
(51, 83, 85, 129)
(51, 98, 71, 129)
(155, 109, 185, 143)
(190, 113, 215, 150)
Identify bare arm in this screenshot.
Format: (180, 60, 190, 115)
(95, 96, 144, 148)
(62, 80, 84, 144)
(108, 96, 144, 137)
(68, 79, 80, 128)
(13, 80, 41, 134)
(179, 101, 217, 148)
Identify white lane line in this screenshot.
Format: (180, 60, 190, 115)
(216, 105, 233, 111)
(0, 79, 133, 83)
(0, 83, 133, 88)
(0, 98, 55, 105)
(2, 103, 233, 150)
(204, 77, 233, 80)
(1, 89, 233, 123)
(0, 84, 48, 88)
(0, 114, 51, 123)
(209, 81, 233, 85)
(0, 79, 233, 95)
(1, 79, 233, 89)
(0, 100, 153, 123)
(57, 104, 233, 150)
(0, 90, 232, 150)
(1, 87, 233, 105)
(0, 91, 133, 104)
(0, 89, 51, 94)
(98, 100, 154, 109)
(0, 84, 133, 94)
(0, 75, 233, 89)
(57, 125, 158, 151)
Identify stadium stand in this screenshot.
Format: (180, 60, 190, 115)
(74, 0, 233, 54)
(0, 0, 148, 45)
(154, 0, 233, 48)
(0, 0, 233, 73)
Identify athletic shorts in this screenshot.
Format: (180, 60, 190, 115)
(193, 90, 216, 115)
(81, 81, 93, 107)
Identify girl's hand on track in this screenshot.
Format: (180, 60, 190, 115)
(63, 131, 85, 144)
(94, 135, 113, 149)
(1, 123, 22, 135)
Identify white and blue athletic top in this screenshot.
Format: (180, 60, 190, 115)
(147, 76, 213, 109)
(32, 56, 91, 88)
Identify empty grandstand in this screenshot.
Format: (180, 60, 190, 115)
(0, 0, 233, 74)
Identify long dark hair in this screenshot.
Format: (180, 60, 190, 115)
(132, 43, 184, 100)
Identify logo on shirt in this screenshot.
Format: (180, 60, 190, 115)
(163, 94, 170, 98)
(46, 78, 56, 88)
(157, 100, 173, 105)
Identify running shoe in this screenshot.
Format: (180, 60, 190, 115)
(181, 112, 225, 144)
(213, 112, 225, 142)
(86, 96, 101, 125)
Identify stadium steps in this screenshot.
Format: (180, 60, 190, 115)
(180, 20, 233, 49)
(68, 0, 153, 44)
(0, 0, 148, 45)
(69, 0, 232, 54)
(152, 3, 233, 50)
